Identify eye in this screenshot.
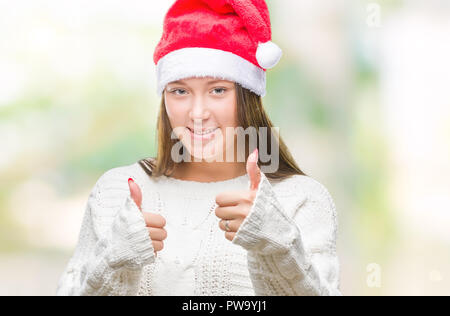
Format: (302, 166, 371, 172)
(169, 89, 187, 95)
(211, 87, 227, 95)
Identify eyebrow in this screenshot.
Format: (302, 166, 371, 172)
(169, 79, 230, 86)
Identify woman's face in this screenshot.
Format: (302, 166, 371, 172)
(164, 76, 238, 162)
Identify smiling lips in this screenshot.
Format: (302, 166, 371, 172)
(187, 127, 219, 140)
(188, 127, 218, 135)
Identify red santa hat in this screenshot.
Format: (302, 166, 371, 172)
(153, 0, 282, 98)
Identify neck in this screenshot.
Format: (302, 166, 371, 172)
(171, 161, 246, 182)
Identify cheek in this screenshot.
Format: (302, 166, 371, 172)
(214, 99, 238, 151)
(165, 101, 187, 125)
(214, 98, 238, 128)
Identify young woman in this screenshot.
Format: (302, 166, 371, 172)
(56, 0, 341, 296)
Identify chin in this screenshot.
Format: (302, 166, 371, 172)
(184, 143, 223, 162)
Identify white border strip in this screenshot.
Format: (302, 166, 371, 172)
(155, 47, 266, 97)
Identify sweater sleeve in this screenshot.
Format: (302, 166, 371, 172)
(56, 171, 156, 296)
(231, 171, 342, 296)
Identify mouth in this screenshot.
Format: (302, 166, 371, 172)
(187, 127, 219, 140)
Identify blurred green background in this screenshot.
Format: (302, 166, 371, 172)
(1, 0, 449, 295)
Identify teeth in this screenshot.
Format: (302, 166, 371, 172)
(192, 128, 217, 135)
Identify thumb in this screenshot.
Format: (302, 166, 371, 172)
(128, 178, 142, 211)
(246, 148, 261, 191)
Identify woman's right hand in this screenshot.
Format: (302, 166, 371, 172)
(128, 178, 167, 257)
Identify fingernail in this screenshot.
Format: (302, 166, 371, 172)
(128, 178, 134, 183)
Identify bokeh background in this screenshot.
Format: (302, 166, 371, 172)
(1, 0, 449, 295)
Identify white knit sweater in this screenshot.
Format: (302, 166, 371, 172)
(56, 162, 341, 296)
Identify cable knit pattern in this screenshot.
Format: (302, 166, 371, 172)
(56, 162, 341, 296)
(231, 171, 341, 295)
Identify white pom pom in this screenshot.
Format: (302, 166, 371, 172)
(256, 41, 282, 69)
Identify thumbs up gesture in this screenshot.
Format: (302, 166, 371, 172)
(215, 148, 261, 242)
(128, 178, 167, 257)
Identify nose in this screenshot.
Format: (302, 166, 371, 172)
(188, 96, 210, 121)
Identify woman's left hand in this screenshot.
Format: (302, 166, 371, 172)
(215, 148, 261, 241)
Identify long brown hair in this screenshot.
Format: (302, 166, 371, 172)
(138, 82, 307, 181)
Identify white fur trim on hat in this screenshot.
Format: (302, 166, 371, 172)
(156, 47, 267, 98)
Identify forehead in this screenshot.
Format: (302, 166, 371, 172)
(168, 77, 234, 85)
